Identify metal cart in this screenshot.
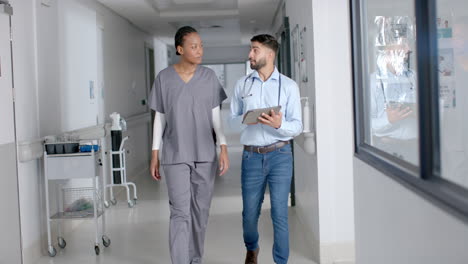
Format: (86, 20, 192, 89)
(43, 145, 110, 257)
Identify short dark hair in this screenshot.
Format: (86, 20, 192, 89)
(174, 26, 197, 56)
(251, 34, 279, 54)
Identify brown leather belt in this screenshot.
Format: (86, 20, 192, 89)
(244, 141, 290, 154)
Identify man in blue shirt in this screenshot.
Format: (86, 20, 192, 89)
(230, 34, 302, 264)
(370, 42, 418, 164)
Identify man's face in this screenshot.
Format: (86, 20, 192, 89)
(249, 41, 271, 70)
(379, 42, 412, 75)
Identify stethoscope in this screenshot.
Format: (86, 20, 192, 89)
(241, 73, 282, 106)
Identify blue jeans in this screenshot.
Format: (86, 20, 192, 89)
(241, 143, 293, 264)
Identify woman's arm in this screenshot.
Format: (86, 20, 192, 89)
(152, 112, 166, 150)
(212, 106, 226, 146)
(150, 111, 166, 181)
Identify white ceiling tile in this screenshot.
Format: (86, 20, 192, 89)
(97, 0, 281, 46)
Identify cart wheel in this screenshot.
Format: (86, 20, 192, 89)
(104, 201, 110, 208)
(58, 237, 67, 249)
(110, 198, 117, 205)
(94, 245, 100, 255)
(48, 246, 57, 257)
(102, 235, 111, 247)
(128, 200, 134, 208)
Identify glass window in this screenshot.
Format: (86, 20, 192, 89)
(352, 0, 468, 218)
(360, 0, 420, 166)
(437, 1, 468, 189)
(204, 63, 247, 104)
(203, 64, 225, 87)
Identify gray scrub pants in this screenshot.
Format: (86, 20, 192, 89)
(163, 162, 217, 264)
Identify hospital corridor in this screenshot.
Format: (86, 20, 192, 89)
(1, 0, 468, 264)
(33, 142, 315, 264)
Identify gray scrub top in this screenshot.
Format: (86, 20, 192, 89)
(149, 65, 227, 165)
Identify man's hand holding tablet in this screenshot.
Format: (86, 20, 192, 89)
(242, 106, 282, 127)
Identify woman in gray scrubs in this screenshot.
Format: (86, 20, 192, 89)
(149, 26, 229, 264)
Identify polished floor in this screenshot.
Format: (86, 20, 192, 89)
(34, 145, 316, 264)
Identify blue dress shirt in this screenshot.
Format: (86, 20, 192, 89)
(370, 70, 418, 140)
(230, 67, 303, 146)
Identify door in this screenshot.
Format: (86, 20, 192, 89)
(146, 46, 155, 156)
(97, 25, 105, 124)
(277, 17, 296, 207)
(0, 1, 23, 263)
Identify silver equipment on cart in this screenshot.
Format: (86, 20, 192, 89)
(105, 112, 138, 208)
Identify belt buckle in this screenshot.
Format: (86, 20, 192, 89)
(256, 147, 266, 154)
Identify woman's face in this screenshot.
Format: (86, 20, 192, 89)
(178, 32, 203, 65)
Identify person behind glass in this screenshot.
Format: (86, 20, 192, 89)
(230, 34, 302, 264)
(149, 26, 229, 264)
(370, 39, 418, 163)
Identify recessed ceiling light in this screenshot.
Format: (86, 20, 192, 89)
(250, 19, 256, 24)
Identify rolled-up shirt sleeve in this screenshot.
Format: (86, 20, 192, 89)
(276, 81, 303, 137)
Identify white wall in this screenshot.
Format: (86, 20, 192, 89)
(0, 10, 15, 145)
(9, 0, 153, 262)
(36, 0, 100, 134)
(10, 1, 43, 263)
(225, 63, 246, 103)
(292, 145, 320, 262)
(91, 0, 153, 178)
(283, 0, 356, 263)
(282, 0, 320, 262)
(354, 159, 468, 264)
(202, 45, 250, 64)
(154, 37, 169, 75)
(312, 0, 355, 244)
(0, 3, 22, 263)
(37, 0, 153, 176)
(312, 0, 355, 262)
(0, 144, 22, 264)
(36, 0, 61, 136)
(98, 4, 151, 119)
(60, 0, 99, 131)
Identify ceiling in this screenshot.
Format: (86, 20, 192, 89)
(97, 0, 282, 47)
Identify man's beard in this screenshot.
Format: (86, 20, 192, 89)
(250, 57, 267, 70)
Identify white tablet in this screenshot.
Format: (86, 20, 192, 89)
(242, 106, 282, 124)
